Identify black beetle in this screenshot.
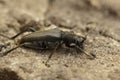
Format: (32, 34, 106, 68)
(19, 28, 85, 49)
(0, 28, 94, 64)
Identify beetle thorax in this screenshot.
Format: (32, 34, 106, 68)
(62, 32, 76, 44)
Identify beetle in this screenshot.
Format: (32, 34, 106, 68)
(0, 28, 94, 65)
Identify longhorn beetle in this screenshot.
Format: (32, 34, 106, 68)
(0, 28, 95, 65)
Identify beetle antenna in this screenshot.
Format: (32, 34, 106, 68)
(77, 46, 95, 59)
(0, 44, 24, 57)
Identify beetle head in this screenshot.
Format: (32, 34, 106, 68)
(74, 35, 86, 49)
(62, 32, 86, 49)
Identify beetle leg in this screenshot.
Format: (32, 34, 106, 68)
(0, 43, 27, 57)
(0, 43, 7, 52)
(76, 46, 95, 59)
(0, 27, 36, 40)
(44, 42, 61, 66)
(11, 27, 36, 39)
(65, 43, 80, 56)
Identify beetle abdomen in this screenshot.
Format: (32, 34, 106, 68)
(20, 28, 62, 44)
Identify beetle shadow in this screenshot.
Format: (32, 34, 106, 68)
(57, 47, 84, 57)
(22, 46, 84, 58)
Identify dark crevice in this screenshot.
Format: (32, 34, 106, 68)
(0, 68, 23, 80)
